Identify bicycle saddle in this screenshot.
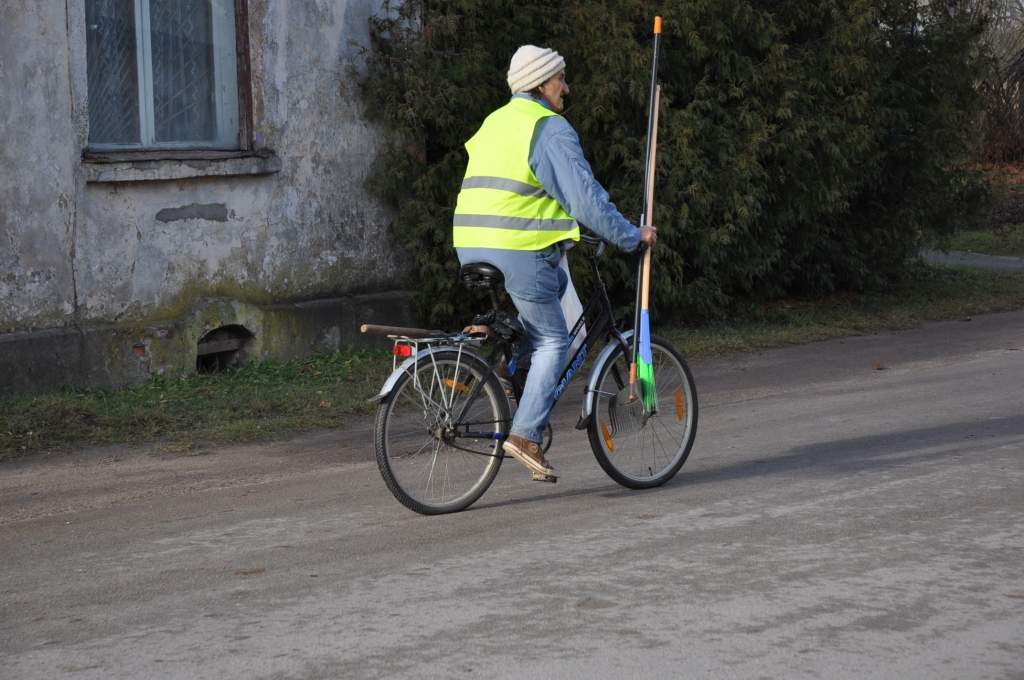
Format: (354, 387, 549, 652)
(460, 263, 505, 290)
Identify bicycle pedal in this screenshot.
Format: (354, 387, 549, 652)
(530, 472, 558, 483)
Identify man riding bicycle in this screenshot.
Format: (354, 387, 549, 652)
(453, 44, 657, 480)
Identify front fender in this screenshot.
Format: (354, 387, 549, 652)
(577, 330, 634, 429)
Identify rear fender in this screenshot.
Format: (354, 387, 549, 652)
(370, 345, 482, 404)
(371, 356, 416, 404)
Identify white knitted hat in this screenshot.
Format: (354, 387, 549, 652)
(507, 45, 566, 94)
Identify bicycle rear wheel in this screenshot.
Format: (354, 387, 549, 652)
(375, 348, 510, 514)
(587, 334, 698, 489)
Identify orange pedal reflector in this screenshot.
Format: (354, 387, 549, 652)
(600, 420, 615, 452)
(444, 378, 469, 394)
(674, 388, 685, 421)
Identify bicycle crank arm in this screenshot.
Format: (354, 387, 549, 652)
(455, 431, 507, 440)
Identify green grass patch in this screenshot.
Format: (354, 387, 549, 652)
(3, 265, 1024, 459)
(661, 265, 1024, 355)
(0, 350, 391, 459)
(945, 223, 1024, 257)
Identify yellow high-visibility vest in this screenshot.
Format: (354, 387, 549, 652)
(452, 98, 580, 250)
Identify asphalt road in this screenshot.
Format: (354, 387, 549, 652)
(2, 311, 1023, 679)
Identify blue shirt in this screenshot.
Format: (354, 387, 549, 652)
(524, 94, 640, 251)
(458, 94, 641, 299)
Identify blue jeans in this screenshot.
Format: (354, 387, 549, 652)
(457, 245, 569, 443)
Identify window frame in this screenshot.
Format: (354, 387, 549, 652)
(85, 0, 254, 153)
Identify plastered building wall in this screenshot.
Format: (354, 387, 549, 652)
(0, 0, 411, 395)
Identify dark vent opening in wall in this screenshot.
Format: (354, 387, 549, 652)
(196, 324, 254, 373)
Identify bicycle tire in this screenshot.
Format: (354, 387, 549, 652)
(375, 347, 510, 514)
(586, 334, 698, 489)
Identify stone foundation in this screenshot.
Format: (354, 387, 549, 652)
(0, 290, 416, 398)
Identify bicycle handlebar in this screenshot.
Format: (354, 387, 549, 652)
(577, 230, 608, 258)
(578, 229, 650, 255)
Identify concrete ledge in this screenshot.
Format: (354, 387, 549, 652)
(0, 325, 153, 399)
(82, 150, 282, 183)
(0, 291, 418, 399)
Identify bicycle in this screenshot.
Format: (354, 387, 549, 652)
(361, 233, 698, 515)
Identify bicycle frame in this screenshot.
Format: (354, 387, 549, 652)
(371, 239, 635, 448)
(452, 244, 631, 441)
(545, 250, 630, 407)
(369, 239, 699, 513)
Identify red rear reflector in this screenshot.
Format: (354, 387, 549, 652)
(393, 344, 414, 358)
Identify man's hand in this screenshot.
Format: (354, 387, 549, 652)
(639, 225, 658, 249)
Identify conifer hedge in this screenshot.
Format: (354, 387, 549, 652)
(357, 0, 990, 325)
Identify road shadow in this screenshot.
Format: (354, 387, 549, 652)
(473, 414, 1024, 512)
(472, 482, 630, 512)
(679, 414, 1024, 487)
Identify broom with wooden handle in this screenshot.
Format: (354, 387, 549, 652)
(610, 16, 663, 435)
(635, 83, 661, 413)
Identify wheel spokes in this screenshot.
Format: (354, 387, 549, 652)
(383, 357, 504, 508)
(595, 343, 694, 482)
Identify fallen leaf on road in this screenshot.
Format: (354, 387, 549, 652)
(235, 568, 266, 577)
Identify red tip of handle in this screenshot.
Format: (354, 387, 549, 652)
(654, 16, 662, 34)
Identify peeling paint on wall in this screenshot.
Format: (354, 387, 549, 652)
(156, 204, 230, 223)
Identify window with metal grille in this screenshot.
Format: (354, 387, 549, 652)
(85, 0, 243, 150)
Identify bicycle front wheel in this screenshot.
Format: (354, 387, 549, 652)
(587, 334, 698, 489)
(375, 348, 510, 515)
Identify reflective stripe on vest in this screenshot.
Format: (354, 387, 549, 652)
(460, 177, 550, 198)
(452, 214, 577, 230)
(452, 98, 580, 251)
